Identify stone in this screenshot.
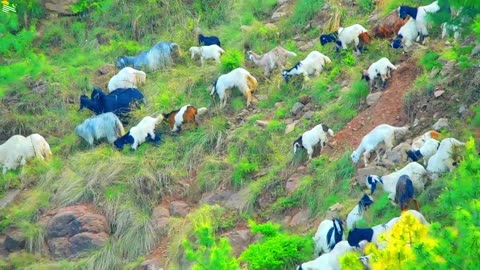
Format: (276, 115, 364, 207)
(289, 209, 309, 227)
(433, 118, 449, 131)
(256, 120, 269, 127)
(271, 12, 287, 21)
(96, 64, 115, 76)
(224, 187, 251, 211)
(4, 227, 26, 252)
(458, 104, 467, 115)
(366, 92, 382, 106)
(152, 206, 170, 230)
(169, 201, 190, 217)
(290, 102, 304, 116)
(429, 68, 440, 79)
(355, 166, 390, 187)
(303, 111, 314, 120)
(285, 173, 303, 194)
(385, 142, 411, 164)
(324, 203, 344, 220)
(44, 0, 78, 15)
(139, 259, 164, 270)
(302, 102, 314, 112)
(285, 122, 296, 134)
(224, 229, 252, 257)
(274, 102, 283, 108)
(299, 40, 317, 51)
(200, 191, 235, 205)
(471, 43, 480, 56)
(69, 232, 109, 257)
(440, 60, 456, 76)
(434, 90, 445, 98)
(299, 96, 312, 105)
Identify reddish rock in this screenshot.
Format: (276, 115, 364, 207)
(289, 209, 309, 227)
(169, 201, 190, 217)
(152, 206, 170, 230)
(285, 173, 303, 194)
(223, 229, 252, 257)
(4, 227, 26, 252)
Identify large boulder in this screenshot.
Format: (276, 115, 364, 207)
(44, 0, 79, 15)
(223, 229, 253, 257)
(45, 205, 110, 258)
(385, 142, 411, 164)
(4, 227, 26, 252)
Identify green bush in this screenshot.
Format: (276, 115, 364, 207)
(220, 49, 244, 73)
(420, 51, 442, 71)
(358, 0, 375, 13)
(289, 0, 324, 26)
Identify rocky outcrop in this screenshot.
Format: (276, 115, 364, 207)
(45, 205, 110, 258)
(44, 0, 79, 15)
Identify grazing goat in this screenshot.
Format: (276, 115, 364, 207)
(198, 34, 221, 47)
(0, 134, 52, 174)
(108, 67, 146, 92)
(296, 241, 354, 270)
(398, 1, 441, 43)
(395, 174, 420, 212)
(246, 46, 297, 76)
(210, 68, 258, 108)
(313, 218, 345, 256)
(406, 138, 440, 165)
(347, 210, 429, 249)
(351, 124, 409, 167)
(371, 10, 408, 38)
(293, 124, 334, 160)
(361, 57, 397, 90)
(164, 105, 208, 132)
(115, 42, 179, 71)
(390, 18, 420, 49)
(366, 162, 428, 201)
(114, 114, 164, 151)
(189, 45, 225, 66)
(320, 24, 369, 53)
(411, 130, 441, 150)
(75, 112, 125, 147)
(427, 138, 465, 180)
(346, 194, 374, 231)
(79, 87, 144, 119)
(282, 51, 331, 83)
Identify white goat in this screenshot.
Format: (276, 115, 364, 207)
(75, 112, 125, 147)
(296, 241, 354, 270)
(210, 68, 258, 108)
(390, 18, 419, 49)
(366, 162, 428, 201)
(108, 67, 146, 92)
(0, 134, 52, 174)
(398, 1, 441, 43)
(346, 194, 374, 231)
(189, 45, 225, 66)
(293, 124, 335, 160)
(427, 138, 465, 180)
(411, 130, 441, 150)
(313, 218, 345, 256)
(351, 124, 409, 167)
(282, 51, 331, 83)
(406, 138, 440, 165)
(246, 46, 297, 76)
(114, 114, 164, 151)
(362, 57, 397, 90)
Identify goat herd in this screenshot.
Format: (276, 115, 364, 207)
(0, 1, 467, 269)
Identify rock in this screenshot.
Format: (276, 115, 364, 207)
(224, 187, 251, 211)
(256, 120, 269, 127)
(290, 102, 304, 116)
(289, 209, 309, 227)
(302, 102, 314, 112)
(440, 60, 456, 76)
(434, 90, 445, 98)
(471, 43, 480, 56)
(139, 259, 164, 270)
(271, 12, 287, 22)
(429, 68, 440, 79)
(224, 229, 252, 257)
(4, 227, 26, 252)
(152, 206, 170, 230)
(278, 0, 289, 5)
(303, 111, 314, 120)
(366, 92, 382, 106)
(459, 104, 468, 115)
(340, 86, 349, 93)
(169, 201, 190, 217)
(274, 102, 283, 108)
(96, 64, 115, 76)
(299, 96, 312, 105)
(355, 166, 390, 187)
(324, 203, 344, 220)
(200, 191, 235, 205)
(285, 122, 296, 134)
(45, 205, 110, 258)
(385, 142, 411, 164)
(433, 118, 449, 131)
(44, 0, 79, 15)
(285, 173, 303, 194)
(298, 39, 317, 51)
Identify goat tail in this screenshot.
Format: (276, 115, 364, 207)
(285, 50, 297, 57)
(387, 61, 397, 70)
(324, 55, 332, 64)
(197, 107, 208, 116)
(246, 74, 258, 92)
(327, 128, 335, 137)
(153, 113, 164, 123)
(115, 117, 125, 136)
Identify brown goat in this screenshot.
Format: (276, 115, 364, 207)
(395, 175, 420, 213)
(164, 105, 207, 132)
(372, 11, 408, 39)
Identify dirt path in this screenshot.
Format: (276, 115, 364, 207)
(326, 58, 421, 156)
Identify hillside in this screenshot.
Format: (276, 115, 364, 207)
(0, 0, 479, 269)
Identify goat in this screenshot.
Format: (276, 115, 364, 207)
(75, 112, 125, 147)
(0, 134, 52, 174)
(371, 10, 408, 38)
(406, 138, 440, 165)
(296, 241, 354, 270)
(115, 42, 179, 71)
(390, 18, 420, 49)
(79, 87, 144, 119)
(366, 162, 428, 202)
(346, 194, 374, 231)
(108, 67, 146, 92)
(164, 105, 208, 132)
(351, 124, 409, 167)
(246, 46, 297, 76)
(282, 51, 331, 83)
(114, 114, 164, 151)
(313, 218, 345, 256)
(395, 174, 420, 212)
(293, 124, 334, 160)
(198, 34, 221, 47)
(320, 24, 369, 53)
(361, 57, 397, 90)
(427, 138, 465, 180)
(411, 130, 441, 150)
(210, 68, 258, 108)
(398, 1, 441, 43)
(189, 45, 225, 66)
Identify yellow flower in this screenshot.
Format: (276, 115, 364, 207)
(1, 1, 9, 5)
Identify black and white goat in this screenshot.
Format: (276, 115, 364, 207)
(114, 114, 163, 151)
(198, 34, 221, 47)
(293, 124, 334, 160)
(282, 51, 331, 83)
(313, 218, 345, 256)
(346, 194, 374, 231)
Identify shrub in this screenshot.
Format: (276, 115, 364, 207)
(220, 49, 244, 73)
(358, 0, 375, 13)
(289, 0, 325, 26)
(420, 51, 441, 71)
